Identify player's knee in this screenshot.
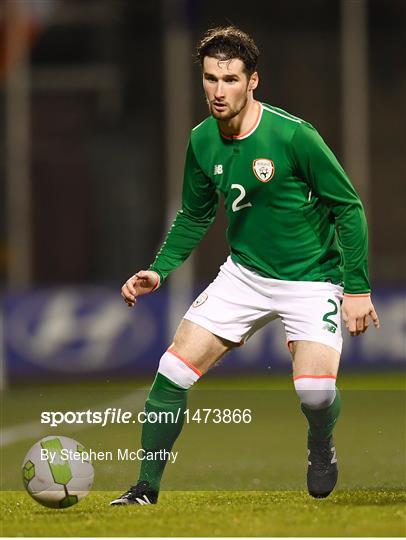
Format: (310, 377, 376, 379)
(294, 376, 336, 410)
(157, 349, 202, 389)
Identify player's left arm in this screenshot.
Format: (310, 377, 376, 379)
(290, 123, 380, 335)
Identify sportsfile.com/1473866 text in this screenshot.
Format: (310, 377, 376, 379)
(40, 408, 253, 427)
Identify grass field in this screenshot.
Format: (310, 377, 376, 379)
(1, 490, 405, 537)
(1, 372, 405, 536)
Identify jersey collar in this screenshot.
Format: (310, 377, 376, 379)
(219, 101, 263, 141)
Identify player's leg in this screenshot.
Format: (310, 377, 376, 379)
(291, 340, 341, 442)
(137, 319, 235, 494)
(276, 279, 344, 498)
(110, 319, 235, 505)
(290, 340, 341, 498)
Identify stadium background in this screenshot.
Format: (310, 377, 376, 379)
(0, 1, 405, 536)
(1, 0, 405, 383)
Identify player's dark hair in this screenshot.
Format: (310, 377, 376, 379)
(196, 26, 259, 75)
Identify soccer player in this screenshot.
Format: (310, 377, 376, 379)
(110, 26, 380, 505)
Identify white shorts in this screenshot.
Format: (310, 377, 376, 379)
(184, 257, 344, 354)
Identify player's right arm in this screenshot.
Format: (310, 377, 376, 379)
(121, 139, 218, 306)
(121, 270, 160, 307)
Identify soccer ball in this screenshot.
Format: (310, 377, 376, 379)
(22, 435, 94, 509)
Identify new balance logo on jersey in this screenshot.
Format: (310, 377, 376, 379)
(214, 164, 223, 175)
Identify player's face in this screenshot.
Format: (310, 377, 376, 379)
(202, 57, 258, 121)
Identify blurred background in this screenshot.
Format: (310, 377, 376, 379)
(0, 0, 405, 386)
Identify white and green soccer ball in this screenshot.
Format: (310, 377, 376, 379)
(22, 436, 94, 509)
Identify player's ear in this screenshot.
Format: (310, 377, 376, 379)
(248, 71, 259, 91)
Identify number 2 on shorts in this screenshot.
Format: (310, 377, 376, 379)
(323, 299, 338, 328)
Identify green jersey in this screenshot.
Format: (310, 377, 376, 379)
(150, 102, 370, 294)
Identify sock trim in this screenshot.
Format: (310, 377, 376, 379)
(294, 375, 336, 381)
(167, 347, 203, 377)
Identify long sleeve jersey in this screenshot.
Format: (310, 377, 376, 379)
(150, 102, 370, 294)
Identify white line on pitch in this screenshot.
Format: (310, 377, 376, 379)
(0, 387, 148, 447)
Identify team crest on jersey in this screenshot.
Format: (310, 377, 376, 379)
(252, 158, 275, 182)
(192, 292, 208, 308)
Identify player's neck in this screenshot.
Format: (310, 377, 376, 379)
(219, 98, 259, 138)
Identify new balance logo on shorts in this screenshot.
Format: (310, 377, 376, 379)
(323, 323, 337, 334)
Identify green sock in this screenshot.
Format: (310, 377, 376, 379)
(301, 387, 341, 441)
(138, 373, 187, 491)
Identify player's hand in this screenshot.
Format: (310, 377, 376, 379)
(341, 295, 380, 336)
(121, 270, 160, 307)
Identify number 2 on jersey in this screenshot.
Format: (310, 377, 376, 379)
(231, 184, 252, 212)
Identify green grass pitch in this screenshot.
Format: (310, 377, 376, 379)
(1, 489, 405, 537)
(1, 372, 405, 536)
